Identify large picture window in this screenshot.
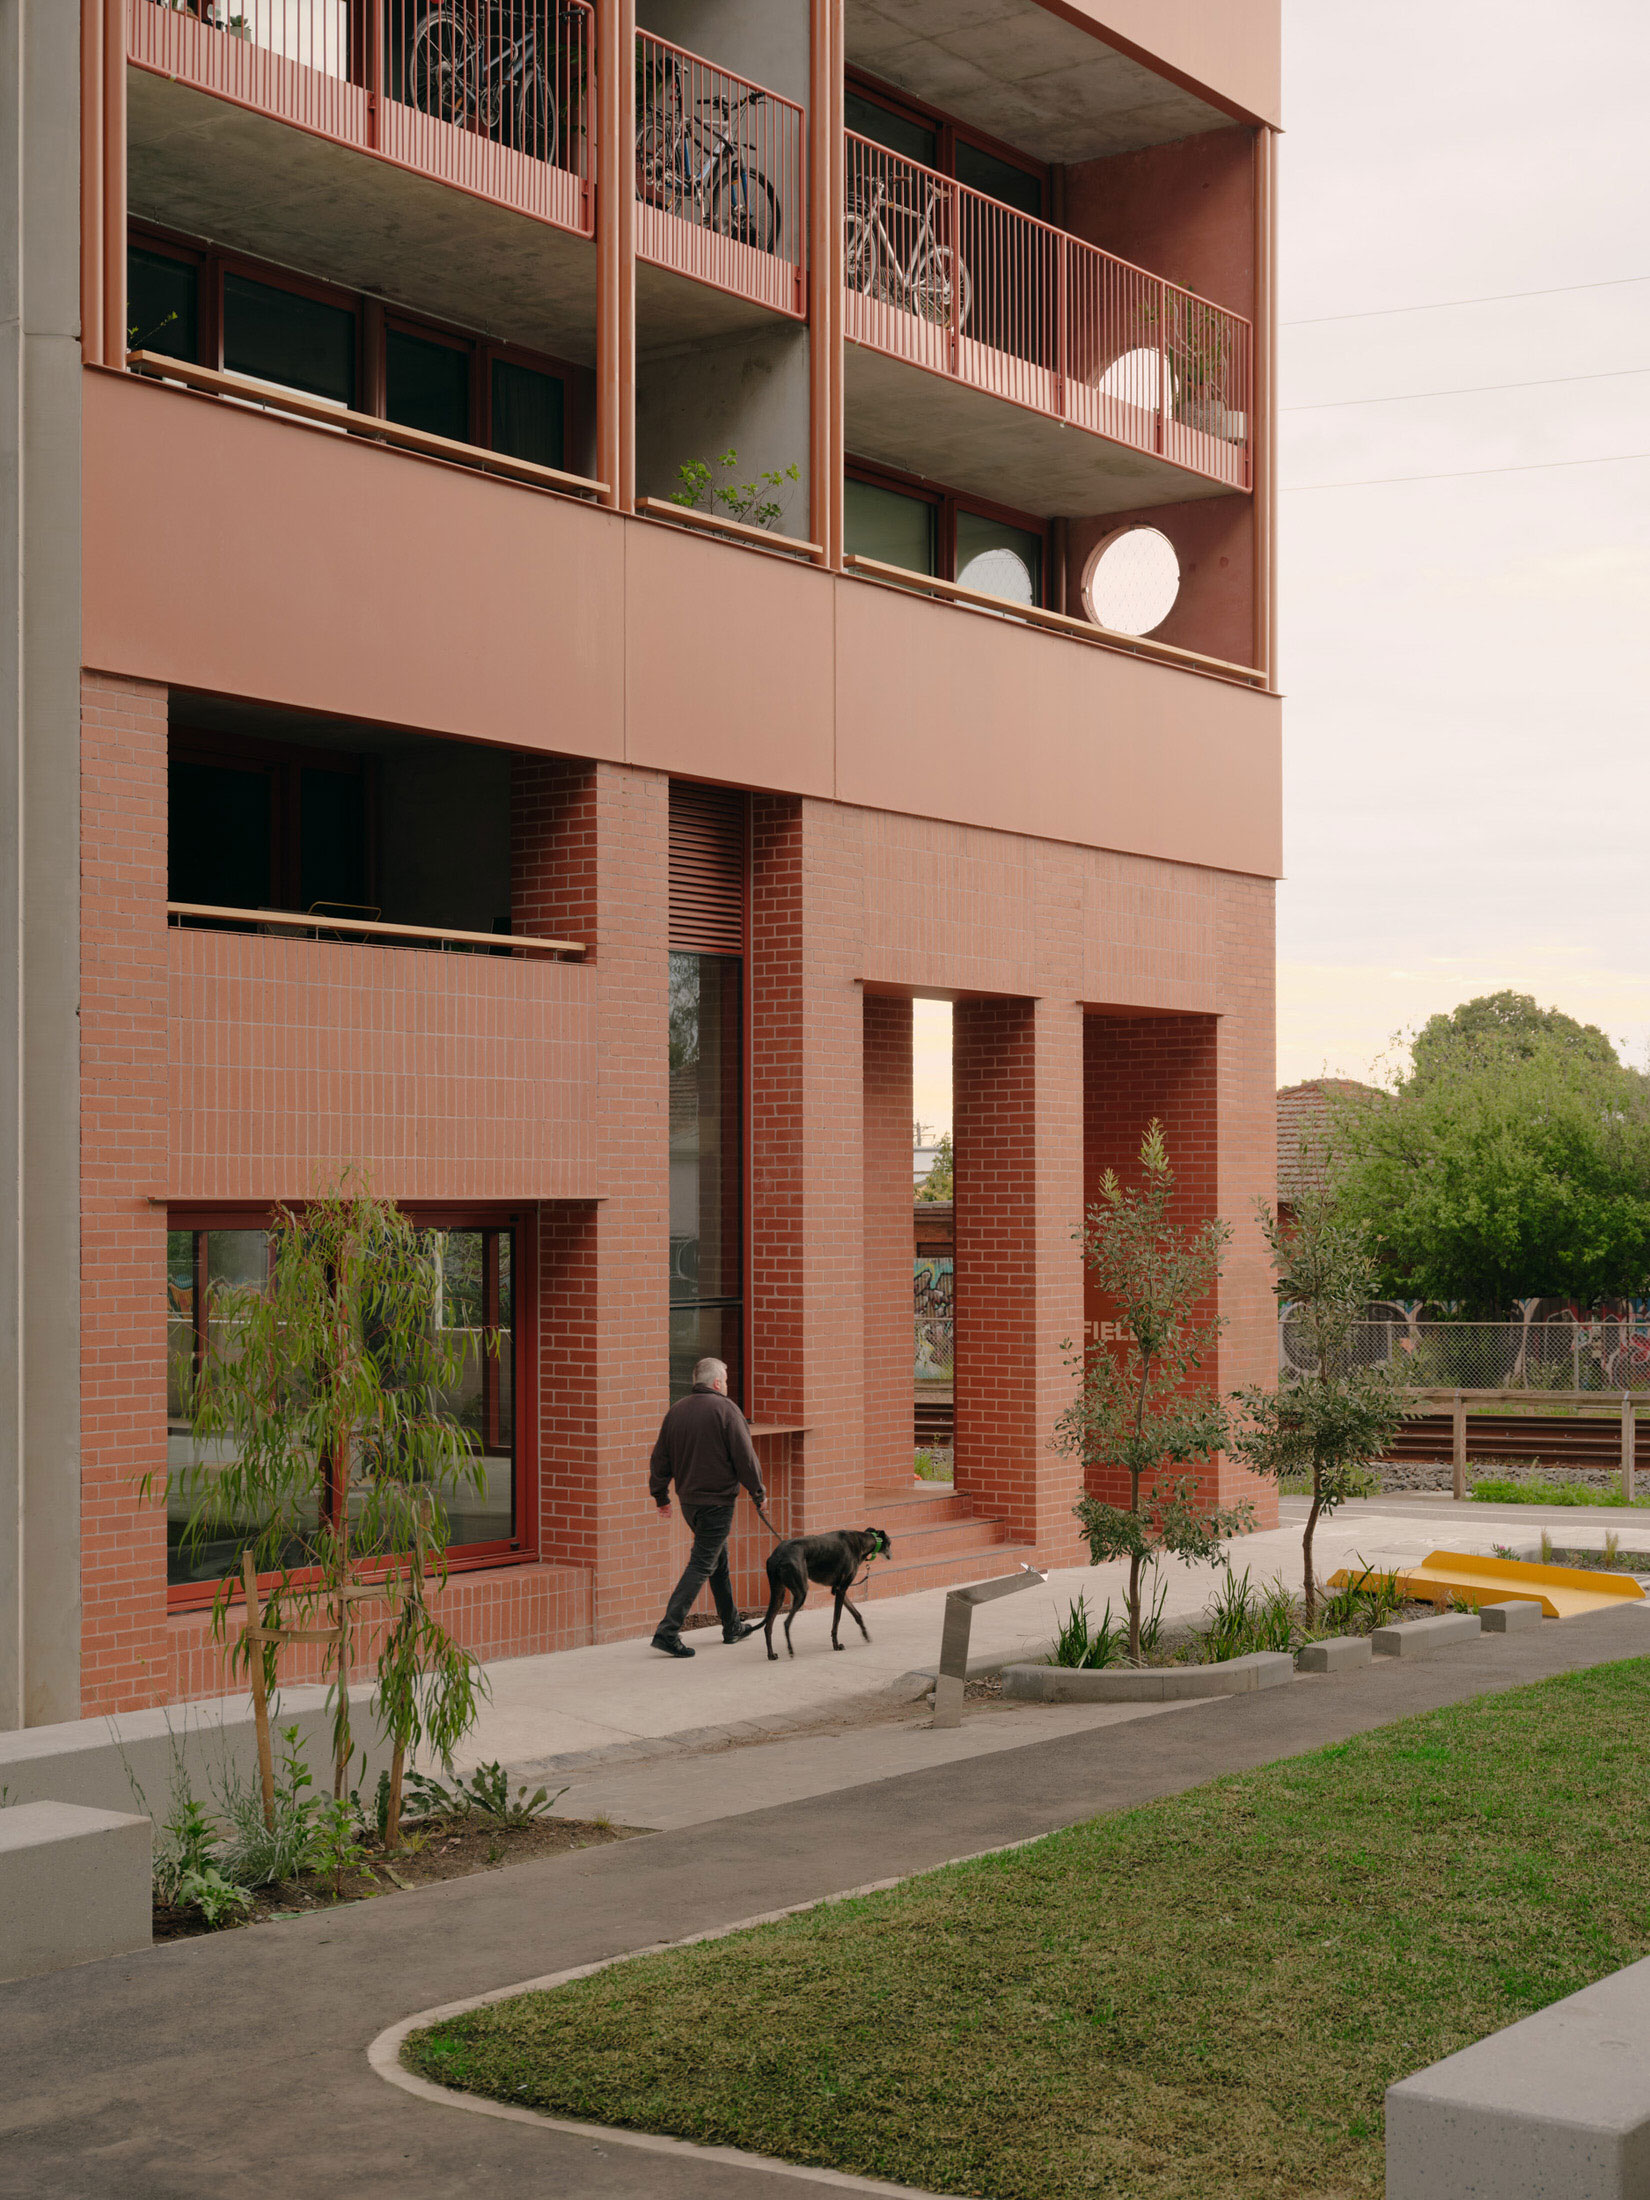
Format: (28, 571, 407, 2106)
(165, 1209, 528, 1601)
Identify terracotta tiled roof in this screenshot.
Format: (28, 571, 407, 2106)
(1277, 1079, 1384, 1200)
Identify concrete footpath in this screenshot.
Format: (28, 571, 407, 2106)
(446, 1491, 1650, 1787)
(3, 1597, 1647, 2200)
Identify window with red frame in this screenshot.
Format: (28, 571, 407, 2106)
(844, 462, 1048, 608)
(129, 230, 572, 473)
(165, 1213, 525, 1597)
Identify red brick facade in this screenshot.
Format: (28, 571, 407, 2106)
(76, 676, 1275, 1711)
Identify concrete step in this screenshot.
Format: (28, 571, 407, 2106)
(862, 1485, 977, 1525)
(881, 1514, 1014, 1561)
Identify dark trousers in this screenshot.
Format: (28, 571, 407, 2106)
(657, 1501, 738, 1639)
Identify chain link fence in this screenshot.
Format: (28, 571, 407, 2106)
(1279, 1316, 1650, 1395)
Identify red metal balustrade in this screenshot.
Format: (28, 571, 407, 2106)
(844, 133, 1252, 492)
(635, 32, 805, 319)
(130, 0, 595, 236)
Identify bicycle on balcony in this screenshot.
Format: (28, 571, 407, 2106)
(636, 51, 781, 255)
(406, 1, 577, 168)
(844, 164, 971, 329)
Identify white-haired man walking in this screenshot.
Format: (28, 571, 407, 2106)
(648, 1357, 765, 1658)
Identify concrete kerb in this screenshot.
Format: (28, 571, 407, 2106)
(1001, 1652, 1294, 1704)
(1374, 1613, 1482, 1658)
(1297, 1634, 1373, 1673)
(1480, 1600, 1544, 1634)
(367, 1833, 1063, 2197)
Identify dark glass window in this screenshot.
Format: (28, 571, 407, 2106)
(955, 509, 1043, 607)
(669, 953, 742, 1401)
(168, 742, 369, 917)
(491, 359, 566, 471)
(166, 1219, 518, 1590)
(223, 273, 356, 407)
(299, 767, 369, 914)
(129, 246, 198, 362)
(386, 327, 471, 442)
(169, 760, 274, 908)
(955, 140, 1043, 218)
(844, 478, 936, 576)
(846, 89, 936, 168)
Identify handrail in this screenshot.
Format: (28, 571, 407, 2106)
(842, 131, 1252, 493)
(843, 555, 1268, 687)
(167, 902, 587, 959)
(635, 28, 806, 315)
(1406, 1388, 1645, 1406)
(637, 496, 823, 558)
(125, 353, 610, 500)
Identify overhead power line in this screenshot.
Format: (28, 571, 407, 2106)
(1282, 365, 1650, 411)
(1282, 276, 1649, 328)
(1282, 450, 1650, 491)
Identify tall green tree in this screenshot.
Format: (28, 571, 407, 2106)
(170, 1182, 489, 1849)
(1331, 1035, 1650, 1312)
(1055, 1123, 1253, 1663)
(1408, 991, 1621, 1089)
(1231, 1177, 1411, 1618)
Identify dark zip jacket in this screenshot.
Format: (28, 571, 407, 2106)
(649, 1385, 766, 1514)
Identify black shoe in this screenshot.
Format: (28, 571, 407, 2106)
(652, 1632, 694, 1659)
(722, 1620, 757, 1644)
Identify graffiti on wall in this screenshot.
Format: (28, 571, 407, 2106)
(915, 1254, 954, 1381)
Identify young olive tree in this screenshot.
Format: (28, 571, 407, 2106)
(1229, 1165, 1411, 1619)
(1055, 1122, 1253, 1664)
(172, 1182, 489, 1849)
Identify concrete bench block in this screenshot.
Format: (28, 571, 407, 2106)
(1386, 1953, 1650, 2198)
(1001, 1652, 1293, 1705)
(1480, 1598, 1544, 1634)
(0, 1802, 151, 1983)
(1373, 1612, 1482, 1658)
(1297, 1633, 1373, 1673)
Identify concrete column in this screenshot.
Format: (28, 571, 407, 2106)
(0, 0, 85, 1727)
(952, 995, 1084, 1553)
(862, 993, 912, 1492)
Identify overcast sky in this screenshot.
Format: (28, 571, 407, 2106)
(913, 0, 1649, 1139)
(1277, 0, 1650, 1088)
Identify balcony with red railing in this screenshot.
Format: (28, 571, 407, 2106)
(129, 0, 594, 236)
(634, 33, 806, 323)
(843, 133, 1252, 513)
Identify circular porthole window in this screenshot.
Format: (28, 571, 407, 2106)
(955, 544, 1036, 606)
(1081, 526, 1181, 636)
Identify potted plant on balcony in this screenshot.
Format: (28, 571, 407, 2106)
(1142, 295, 1246, 443)
(670, 448, 801, 533)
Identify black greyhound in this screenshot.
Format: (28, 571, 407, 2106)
(762, 1527, 892, 1660)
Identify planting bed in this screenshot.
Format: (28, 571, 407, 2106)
(153, 1814, 638, 1941)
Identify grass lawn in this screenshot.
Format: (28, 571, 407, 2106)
(1471, 1474, 1647, 1507)
(407, 1661, 1650, 2200)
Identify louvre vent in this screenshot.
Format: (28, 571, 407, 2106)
(669, 782, 747, 955)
